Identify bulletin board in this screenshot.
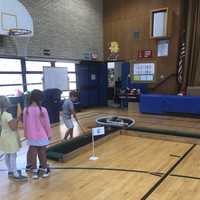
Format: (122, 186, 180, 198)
(43, 67, 69, 91)
(131, 62, 156, 82)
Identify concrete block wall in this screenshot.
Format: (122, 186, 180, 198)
(0, 0, 103, 60)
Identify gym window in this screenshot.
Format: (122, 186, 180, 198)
(55, 62, 76, 72)
(0, 58, 77, 97)
(25, 61, 51, 91)
(0, 58, 21, 72)
(0, 58, 23, 96)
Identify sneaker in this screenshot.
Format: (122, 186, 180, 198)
(8, 172, 14, 178)
(39, 164, 50, 173)
(25, 165, 32, 172)
(8, 171, 24, 177)
(32, 170, 39, 179)
(13, 175, 28, 182)
(17, 170, 28, 178)
(17, 170, 22, 175)
(32, 172, 39, 179)
(41, 168, 50, 178)
(8, 172, 28, 182)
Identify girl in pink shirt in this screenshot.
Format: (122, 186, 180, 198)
(23, 90, 51, 179)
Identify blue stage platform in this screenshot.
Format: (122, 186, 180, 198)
(139, 94, 200, 116)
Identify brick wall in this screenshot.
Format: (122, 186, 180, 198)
(0, 0, 103, 60)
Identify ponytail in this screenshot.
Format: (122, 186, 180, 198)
(36, 101, 44, 117)
(26, 89, 44, 117)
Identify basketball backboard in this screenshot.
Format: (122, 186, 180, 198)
(0, 0, 33, 36)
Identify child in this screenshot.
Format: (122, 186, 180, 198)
(62, 91, 78, 140)
(23, 90, 51, 179)
(0, 96, 27, 181)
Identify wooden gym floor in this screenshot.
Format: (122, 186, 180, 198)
(1, 107, 200, 200)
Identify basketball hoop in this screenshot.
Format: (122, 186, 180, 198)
(9, 28, 32, 58)
(9, 28, 32, 36)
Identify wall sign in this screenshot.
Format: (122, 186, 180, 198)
(137, 50, 153, 59)
(91, 74, 96, 80)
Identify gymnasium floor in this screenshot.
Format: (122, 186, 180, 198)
(1, 107, 200, 200)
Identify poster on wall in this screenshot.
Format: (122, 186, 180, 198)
(107, 62, 115, 87)
(157, 40, 169, 57)
(91, 74, 96, 80)
(131, 62, 155, 82)
(108, 41, 120, 60)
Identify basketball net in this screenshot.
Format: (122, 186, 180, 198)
(12, 36, 31, 57)
(9, 28, 32, 58)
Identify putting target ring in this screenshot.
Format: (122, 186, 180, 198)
(96, 116, 135, 128)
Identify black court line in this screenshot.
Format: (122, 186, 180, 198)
(1, 167, 200, 181)
(0, 166, 163, 177)
(170, 174, 200, 181)
(50, 167, 200, 181)
(50, 166, 163, 177)
(170, 154, 181, 158)
(140, 144, 196, 200)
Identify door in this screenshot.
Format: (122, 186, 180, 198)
(76, 64, 89, 107)
(76, 62, 107, 107)
(88, 65, 99, 106)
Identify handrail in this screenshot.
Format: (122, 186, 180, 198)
(150, 73, 177, 91)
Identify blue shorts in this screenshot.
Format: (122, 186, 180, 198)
(27, 138, 49, 146)
(63, 118, 74, 129)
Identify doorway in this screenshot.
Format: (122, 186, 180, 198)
(107, 62, 122, 107)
